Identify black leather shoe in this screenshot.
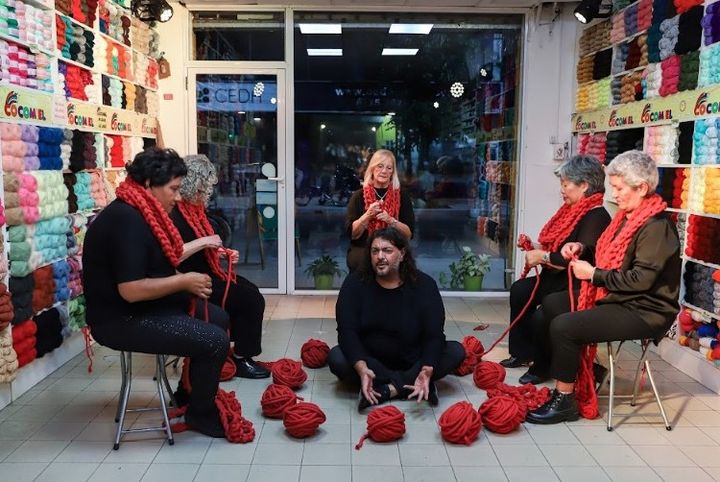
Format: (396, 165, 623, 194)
(519, 370, 550, 385)
(500, 356, 531, 368)
(233, 357, 271, 379)
(526, 389, 580, 425)
(358, 384, 392, 412)
(185, 409, 225, 438)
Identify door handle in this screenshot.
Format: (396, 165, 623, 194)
(266, 177, 285, 183)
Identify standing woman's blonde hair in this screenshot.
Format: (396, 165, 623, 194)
(363, 149, 401, 190)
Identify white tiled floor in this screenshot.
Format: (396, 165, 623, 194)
(1, 295, 720, 481)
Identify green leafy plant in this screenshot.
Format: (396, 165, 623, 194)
(304, 255, 344, 278)
(439, 247, 491, 289)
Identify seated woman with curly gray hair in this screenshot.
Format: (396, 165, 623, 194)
(526, 150, 681, 425)
(170, 154, 270, 379)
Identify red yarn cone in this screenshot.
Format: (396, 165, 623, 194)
(261, 383, 302, 419)
(283, 401, 326, 438)
(473, 360, 506, 390)
(438, 401, 482, 445)
(271, 358, 308, 389)
(478, 395, 524, 434)
(300, 339, 330, 368)
(455, 335, 484, 376)
(355, 405, 406, 450)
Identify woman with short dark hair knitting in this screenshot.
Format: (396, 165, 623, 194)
(526, 150, 681, 424)
(83, 148, 230, 438)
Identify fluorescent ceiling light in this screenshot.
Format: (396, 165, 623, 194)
(307, 48, 343, 56)
(389, 23, 433, 34)
(299, 23, 342, 34)
(382, 48, 419, 56)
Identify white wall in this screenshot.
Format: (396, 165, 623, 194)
(157, 3, 190, 156)
(514, 6, 579, 277)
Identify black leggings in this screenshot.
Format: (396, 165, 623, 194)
(327, 341, 465, 391)
(210, 274, 265, 357)
(538, 291, 658, 383)
(90, 304, 229, 417)
(508, 275, 561, 360)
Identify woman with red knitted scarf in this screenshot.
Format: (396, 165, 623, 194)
(526, 151, 681, 425)
(501, 156, 610, 380)
(83, 148, 231, 438)
(170, 154, 270, 380)
(345, 149, 415, 271)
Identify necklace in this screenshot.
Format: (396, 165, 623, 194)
(373, 187, 388, 202)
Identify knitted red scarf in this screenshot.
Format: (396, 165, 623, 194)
(176, 201, 229, 281)
(537, 192, 605, 252)
(115, 178, 184, 267)
(574, 193, 667, 419)
(363, 184, 400, 235)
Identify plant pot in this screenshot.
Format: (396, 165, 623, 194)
(314, 274, 335, 290)
(463, 275, 483, 291)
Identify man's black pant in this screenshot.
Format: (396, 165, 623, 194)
(534, 290, 659, 383)
(508, 275, 560, 361)
(90, 304, 229, 417)
(210, 274, 265, 358)
(327, 341, 465, 391)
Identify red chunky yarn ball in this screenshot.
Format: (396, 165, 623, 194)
(355, 405, 406, 449)
(478, 395, 525, 434)
(261, 383, 301, 418)
(455, 335, 484, 376)
(283, 401, 326, 438)
(271, 358, 308, 389)
(473, 360, 506, 390)
(438, 401, 482, 445)
(300, 338, 330, 368)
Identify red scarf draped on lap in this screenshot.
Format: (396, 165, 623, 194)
(115, 178, 184, 267)
(574, 193, 667, 419)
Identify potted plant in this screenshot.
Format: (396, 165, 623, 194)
(304, 255, 344, 290)
(439, 247, 491, 291)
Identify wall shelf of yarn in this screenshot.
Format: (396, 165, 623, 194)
(55, 14, 96, 70)
(98, 0, 131, 48)
(579, 18, 612, 58)
(0, 38, 54, 93)
(55, 2, 96, 30)
(58, 59, 97, 102)
(0, 30, 53, 58)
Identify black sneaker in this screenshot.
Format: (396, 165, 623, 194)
(525, 389, 580, 425)
(500, 356, 531, 368)
(358, 384, 392, 412)
(233, 357, 271, 379)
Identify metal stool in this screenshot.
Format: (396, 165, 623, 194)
(598, 339, 671, 432)
(113, 352, 175, 449)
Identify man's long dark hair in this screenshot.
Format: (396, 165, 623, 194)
(359, 227, 418, 284)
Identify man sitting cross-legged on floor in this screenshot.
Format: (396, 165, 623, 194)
(327, 227, 465, 411)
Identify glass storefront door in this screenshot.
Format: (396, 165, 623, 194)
(188, 68, 288, 292)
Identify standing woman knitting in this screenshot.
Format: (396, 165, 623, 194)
(526, 150, 681, 424)
(345, 149, 415, 271)
(501, 156, 610, 382)
(170, 154, 270, 379)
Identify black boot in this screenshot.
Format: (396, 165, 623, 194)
(526, 389, 580, 425)
(519, 368, 550, 385)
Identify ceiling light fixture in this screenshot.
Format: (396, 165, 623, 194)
(320, 124, 326, 130)
(433, 101, 439, 109)
(382, 48, 419, 56)
(299, 23, 342, 34)
(450, 82, 464, 98)
(389, 23, 433, 34)
(131, 0, 173, 23)
(574, 0, 612, 24)
(307, 48, 343, 56)
(253, 82, 265, 97)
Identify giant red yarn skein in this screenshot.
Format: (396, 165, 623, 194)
(300, 338, 330, 368)
(271, 358, 308, 389)
(455, 335, 485, 376)
(438, 401, 482, 445)
(355, 405, 406, 450)
(283, 402, 326, 438)
(473, 360, 506, 390)
(478, 395, 524, 434)
(261, 383, 302, 419)
(486, 382, 551, 415)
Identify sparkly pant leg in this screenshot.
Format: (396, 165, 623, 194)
(91, 310, 230, 415)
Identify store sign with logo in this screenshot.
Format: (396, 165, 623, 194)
(67, 102, 101, 129)
(1, 86, 51, 124)
(196, 81, 277, 112)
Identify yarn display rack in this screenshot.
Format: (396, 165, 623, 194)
(0, 0, 160, 410)
(573, 0, 720, 391)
